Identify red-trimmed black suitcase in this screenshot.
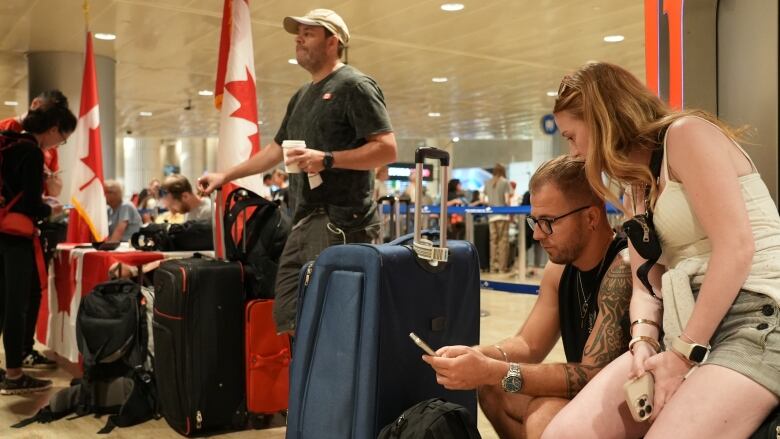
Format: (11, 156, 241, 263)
(153, 256, 245, 436)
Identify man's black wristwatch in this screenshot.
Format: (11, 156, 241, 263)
(323, 151, 334, 170)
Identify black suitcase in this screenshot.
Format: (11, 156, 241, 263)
(152, 256, 245, 436)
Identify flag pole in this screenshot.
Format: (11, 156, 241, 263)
(82, 0, 90, 32)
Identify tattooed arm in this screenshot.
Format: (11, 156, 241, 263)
(513, 250, 632, 398)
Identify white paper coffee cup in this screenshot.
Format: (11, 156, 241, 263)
(281, 140, 307, 173)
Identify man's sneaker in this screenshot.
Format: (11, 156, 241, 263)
(0, 374, 53, 395)
(21, 350, 57, 370)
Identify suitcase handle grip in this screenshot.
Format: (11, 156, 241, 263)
(250, 348, 291, 369)
(413, 147, 449, 265)
(414, 146, 450, 166)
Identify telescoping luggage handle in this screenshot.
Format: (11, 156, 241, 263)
(413, 147, 449, 266)
(378, 195, 402, 241)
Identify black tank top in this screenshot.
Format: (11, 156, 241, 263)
(558, 236, 627, 362)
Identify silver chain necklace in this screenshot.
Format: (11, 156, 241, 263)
(576, 251, 609, 332)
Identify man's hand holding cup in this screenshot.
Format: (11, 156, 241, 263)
(283, 140, 324, 188)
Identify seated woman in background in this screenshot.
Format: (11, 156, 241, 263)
(542, 62, 780, 439)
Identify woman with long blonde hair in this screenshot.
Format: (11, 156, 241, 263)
(542, 62, 780, 439)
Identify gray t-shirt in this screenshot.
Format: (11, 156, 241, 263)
(184, 197, 212, 222)
(108, 201, 142, 241)
(484, 177, 511, 222)
(274, 65, 393, 229)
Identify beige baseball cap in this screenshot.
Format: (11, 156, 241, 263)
(283, 9, 350, 45)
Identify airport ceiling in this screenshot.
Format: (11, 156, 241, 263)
(0, 0, 645, 141)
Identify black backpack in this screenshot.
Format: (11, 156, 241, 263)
(13, 279, 159, 434)
(131, 220, 214, 252)
(224, 188, 290, 299)
(378, 398, 482, 439)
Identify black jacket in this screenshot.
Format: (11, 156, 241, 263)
(0, 131, 51, 220)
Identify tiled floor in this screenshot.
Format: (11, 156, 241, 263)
(1, 270, 562, 438)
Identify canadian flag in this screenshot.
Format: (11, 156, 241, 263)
(213, 0, 267, 256)
(65, 31, 108, 243)
(215, 0, 266, 194)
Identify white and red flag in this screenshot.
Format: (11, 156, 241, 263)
(38, 30, 109, 358)
(215, 0, 266, 193)
(65, 31, 108, 243)
(212, 0, 267, 256)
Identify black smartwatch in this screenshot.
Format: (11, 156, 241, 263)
(323, 151, 334, 169)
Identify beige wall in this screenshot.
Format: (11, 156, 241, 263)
(717, 0, 778, 203)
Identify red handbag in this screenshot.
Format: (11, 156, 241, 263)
(0, 193, 35, 237)
(245, 299, 291, 415)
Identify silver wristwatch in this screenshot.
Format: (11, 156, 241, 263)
(501, 362, 523, 393)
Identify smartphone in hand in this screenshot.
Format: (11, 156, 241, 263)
(624, 372, 655, 422)
(409, 332, 438, 356)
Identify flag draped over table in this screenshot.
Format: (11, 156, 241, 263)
(66, 31, 108, 243)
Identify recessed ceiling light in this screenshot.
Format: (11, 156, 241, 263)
(94, 33, 116, 41)
(288, 58, 298, 65)
(4, 100, 18, 106)
(428, 112, 441, 117)
(546, 91, 558, 97)
(139, 111, 153, 117)
(452, 136, 460, 142)
(603, 35, 625, 43)
(257, 120, 264, 125)
(198, 90, 214, 96)
(440, 3, 465, 12)
(432, 77, 448, 83)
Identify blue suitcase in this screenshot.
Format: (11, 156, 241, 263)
(287, 148, 481, 439)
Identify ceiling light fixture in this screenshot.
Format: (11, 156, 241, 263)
(603, 35, 625, 43)
(139, 111, 153, 117)
(428, 112, 441, 117)
(257, 120, 264, 125)
(432, 77, 448, 83)
(546, 91, 558, 97)
(198, 90, 214, 96)
(288, 58, 298, 65)
(452, 136, 460, 142)
(440, 3, 465, 12)
(94, 33, 116, 41)
(4, 100, 18, 106)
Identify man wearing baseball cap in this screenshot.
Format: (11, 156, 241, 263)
(199, 9, 397, 334)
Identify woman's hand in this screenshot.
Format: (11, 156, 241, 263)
(644, 351, 693, 420)
(628, 341, 657, 379)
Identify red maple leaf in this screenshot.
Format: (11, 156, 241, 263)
(78, 126, 103, 191)
(224, 67, 260, 154)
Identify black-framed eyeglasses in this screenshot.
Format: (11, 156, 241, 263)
(526, 205, 591, 235)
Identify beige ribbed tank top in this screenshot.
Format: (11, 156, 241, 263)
(653, 116, 780, 304)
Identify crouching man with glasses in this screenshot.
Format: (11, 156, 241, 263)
(423, 155, 632, 439)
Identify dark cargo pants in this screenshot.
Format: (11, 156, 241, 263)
(272, 209, 378, 333)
